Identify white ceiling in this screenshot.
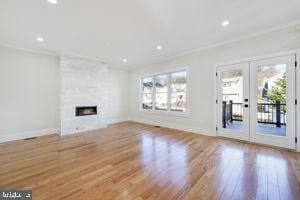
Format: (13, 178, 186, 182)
(0, 0, 300, 69)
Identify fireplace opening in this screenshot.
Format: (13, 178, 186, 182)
(76, 106, 97, 117)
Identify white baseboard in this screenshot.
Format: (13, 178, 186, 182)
(105, 117, 130, 125)
(0, 128, 58, 143)
(130, 117, 215, 137)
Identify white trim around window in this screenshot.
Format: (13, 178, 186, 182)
(139, 67, 190, 117)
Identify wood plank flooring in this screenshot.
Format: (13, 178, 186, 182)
(1, 121, 300, 200)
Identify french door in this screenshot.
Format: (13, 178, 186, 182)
(216, 55, 296, 149)
(216, 63, 250, 141)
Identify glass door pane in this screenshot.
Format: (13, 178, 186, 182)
(221, 69, 244, 131)
(256, 64, 287, 136)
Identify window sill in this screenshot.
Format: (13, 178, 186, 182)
(139, 109, 189, 118)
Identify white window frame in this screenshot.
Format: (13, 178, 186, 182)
(139, 68, 189, 117)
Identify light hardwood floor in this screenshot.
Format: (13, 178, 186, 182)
(0, 121, 300, 200)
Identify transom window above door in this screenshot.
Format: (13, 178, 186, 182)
(140, 69, 188, 114)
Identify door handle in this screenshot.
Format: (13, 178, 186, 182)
(244, 99, 249, 102)
(244, 104, 249, 108)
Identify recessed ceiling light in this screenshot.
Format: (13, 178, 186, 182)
(123, 59, 128, 63)
(36, 37, 44, 42)
(156, 45, 162, 50)
(222, 20, 230, 27)
(47, 0, 58, 4)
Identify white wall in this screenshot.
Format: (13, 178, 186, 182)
(106, 68, 129, 124)
(128, 25, 300, 136)
(0, 46, 60, 142)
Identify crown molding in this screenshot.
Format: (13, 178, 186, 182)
(0, 42, 109, 66)
(0, 42, 59, 57)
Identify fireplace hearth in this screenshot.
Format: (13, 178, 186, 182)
(76, 106, 97, 117)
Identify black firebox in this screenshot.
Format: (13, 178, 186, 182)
(75, 106, 97, 117)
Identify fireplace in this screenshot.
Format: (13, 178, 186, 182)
(76, 106, 97, 117)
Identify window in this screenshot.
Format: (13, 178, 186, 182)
(155, 74, 168, 110)
(142, 77, 153, 110)
(170, 71, 187, 112)
(141, 69, 188, 113)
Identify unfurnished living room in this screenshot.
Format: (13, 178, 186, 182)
(0, 0, 300, 199)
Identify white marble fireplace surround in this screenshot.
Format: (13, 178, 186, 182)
(60, 55, 108, 135)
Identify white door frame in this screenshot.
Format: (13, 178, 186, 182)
(213, 49, 299, 151)
(297, 50, 300, 151)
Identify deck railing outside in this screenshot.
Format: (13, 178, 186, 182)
(222, 100, 286, 128)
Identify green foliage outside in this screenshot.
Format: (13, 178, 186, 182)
(268, 74, 286, 104)
(268, 74, 286, 112)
